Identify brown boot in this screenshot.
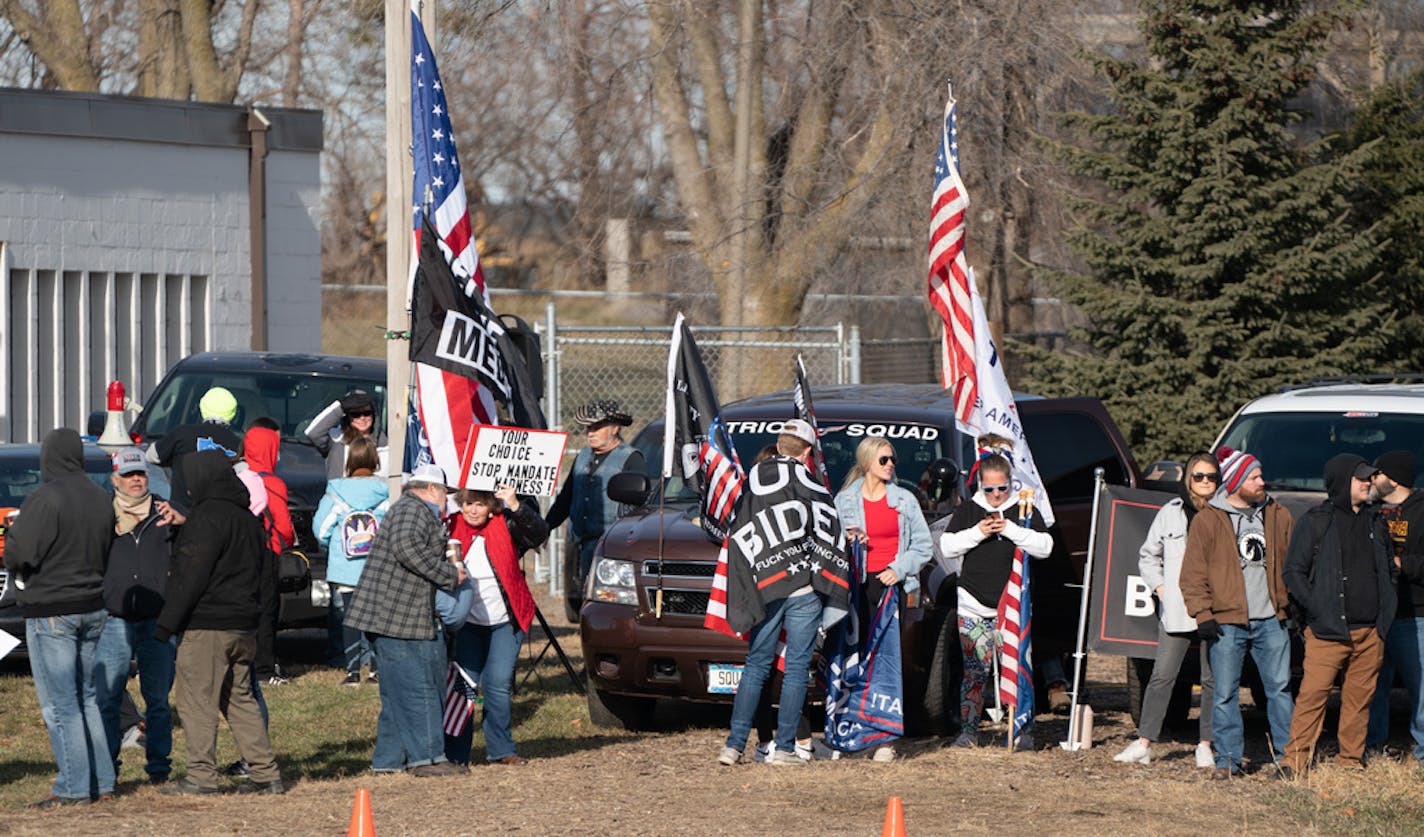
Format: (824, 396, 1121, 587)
(1048, 683, 1071, 715)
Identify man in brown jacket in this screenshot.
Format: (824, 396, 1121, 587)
(1180, 447, 1295, 779)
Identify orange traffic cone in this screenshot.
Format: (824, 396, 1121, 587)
(348, 788, 374, 837)
(881, 796, 906, 837)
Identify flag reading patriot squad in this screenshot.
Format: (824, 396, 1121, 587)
(407, 1, 498, 478)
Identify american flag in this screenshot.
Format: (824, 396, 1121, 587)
(700, 421, 745, 639)
(926, 90, 977, 425)
(408, 3, 497, 480)
(996, 538, 1035, 746)
(442, 660, 480, 737)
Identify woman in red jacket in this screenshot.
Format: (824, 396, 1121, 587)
(444, 485, 549, 765)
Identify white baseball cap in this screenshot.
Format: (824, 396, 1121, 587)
(407, 464, 447, 488)
(779, 419, 817, 445)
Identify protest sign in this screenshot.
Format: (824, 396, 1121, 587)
(463, 426, 568, 496)
(1085, 483, 1175, 659)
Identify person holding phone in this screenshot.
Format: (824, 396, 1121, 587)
(937, 434, 1054, 749)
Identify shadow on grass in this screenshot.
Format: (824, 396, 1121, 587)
(516, 733, 651, 760)
(0, 759, 56, 784)
(281, 736, 379, 780)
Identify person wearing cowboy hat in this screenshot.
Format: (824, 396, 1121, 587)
(545, 399, 645, 585)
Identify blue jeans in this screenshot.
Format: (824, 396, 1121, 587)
(369, 633, 448, 770)
(1208, 618, 1294, 771)
(1368, 616, 1424, 762)
(96, 615, 176, 778)
(726, 593, 823, 755)
(333, 590, 376, 674)
(27, 611, 116, 799)
(444, 621, 524, 763)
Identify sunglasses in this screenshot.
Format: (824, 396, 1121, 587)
(349, 410, 374, 418)
(981, 484, 1010, 494)
(1190, 472, 1221, 483)
(878, 455, 897, 466)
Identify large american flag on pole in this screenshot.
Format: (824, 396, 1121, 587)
(926, 88, 977, 425)
(996, 508, 1035, 746)
(408, 1, 498, 479)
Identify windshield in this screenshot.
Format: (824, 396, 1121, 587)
(0, 455, 121, 506)
(633, 420, 947, 503)
(1219, 411, 1424, 492)
(139, 370, 386, 443)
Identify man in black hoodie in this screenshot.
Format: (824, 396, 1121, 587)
(1281, 453, 1397, 776)
(5, 428, 116, 806)
(1366, 450, 1424, 764)
(155, 450, 285, 795)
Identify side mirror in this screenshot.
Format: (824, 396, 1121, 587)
(607, 472, 651, 506)
(923, 457, 960, 505)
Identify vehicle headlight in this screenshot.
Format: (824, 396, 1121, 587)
(589, 557, 637, 606)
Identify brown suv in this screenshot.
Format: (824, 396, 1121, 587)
(577, 384, 1141, 732)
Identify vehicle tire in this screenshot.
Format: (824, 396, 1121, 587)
(586, 688, 656, 731)
(564, 595, 580, 624)
(922, 604, 963, 737)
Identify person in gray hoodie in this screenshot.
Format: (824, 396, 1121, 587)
(5, 428, 116, 806)
(1179, 447, 1295, 779)
(1280, 453, 1396, 777)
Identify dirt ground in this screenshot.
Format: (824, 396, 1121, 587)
(0, 642, 1339, 837)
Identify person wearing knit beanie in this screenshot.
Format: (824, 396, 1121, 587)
(1216, 446, 1261, 496)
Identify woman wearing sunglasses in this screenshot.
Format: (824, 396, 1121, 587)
(834, 436, 933, 761)
(938, 434, 1054, 749)
(306, 389, 389, 480)
(1114, 451, 1220, 767)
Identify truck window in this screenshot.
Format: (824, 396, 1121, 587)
(1020, 411, 1128, 503)
(140, 371, 386, 442)
(1219, 412, 1424, 492)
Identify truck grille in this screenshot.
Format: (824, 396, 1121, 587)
(643, 560, 716, 579)
(647, 587, 710, 615)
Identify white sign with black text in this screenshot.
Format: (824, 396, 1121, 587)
(464, 426, 568, 497)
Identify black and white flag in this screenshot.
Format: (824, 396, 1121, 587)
(663, 312, 742, 544)
(409, 215, 545, 430)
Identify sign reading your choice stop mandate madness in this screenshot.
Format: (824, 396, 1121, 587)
(464, 426, 569, 497)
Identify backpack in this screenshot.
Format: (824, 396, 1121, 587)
(323, 489, 382, 560)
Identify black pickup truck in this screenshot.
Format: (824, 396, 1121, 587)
(126, 352, 387, 628)
(576, 384, 1141, 733)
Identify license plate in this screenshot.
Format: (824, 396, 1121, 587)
(707, 663, 744, 694)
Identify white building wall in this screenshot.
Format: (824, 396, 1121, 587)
(265, 149, 323, 352)
(0, 93, 323, 442)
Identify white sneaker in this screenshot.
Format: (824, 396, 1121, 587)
(766, 749, 806, 767)
(1195, 741, 1214, 769)
(872, 744, 896, 762)
(1113, 739, 1151, 764)
(717, 746, 742, 766)
(750, 742, 773, 763)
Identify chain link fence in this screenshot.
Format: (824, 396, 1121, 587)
(528, 304, 943, 593)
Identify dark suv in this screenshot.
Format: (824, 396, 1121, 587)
(577, 384, 1140, 731)
(127, 352, 387, 627)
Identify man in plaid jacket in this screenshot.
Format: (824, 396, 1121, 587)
(344, 465, 467, 776)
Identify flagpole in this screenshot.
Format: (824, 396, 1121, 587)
(1062, 467, 1105, 751)
(384, 0, 421, 494)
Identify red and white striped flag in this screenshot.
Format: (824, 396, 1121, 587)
(442, 660, 479, 737)
(926, 92, 977, 425)
(704, 540, 743, 639)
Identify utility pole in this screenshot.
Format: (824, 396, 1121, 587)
(384, 0, 435, 492)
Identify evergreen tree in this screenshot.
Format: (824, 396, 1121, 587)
(1341, 69, 1424, 372)
(1026, 0, 1390, 461)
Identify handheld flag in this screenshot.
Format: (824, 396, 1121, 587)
(442, 660, 480, 737)
(996, 496, 1035, 747)
(823, 542, 904, 752)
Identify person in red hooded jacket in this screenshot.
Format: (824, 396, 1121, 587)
(245, 417, 294, 686)
(443, 485, 549, 766)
